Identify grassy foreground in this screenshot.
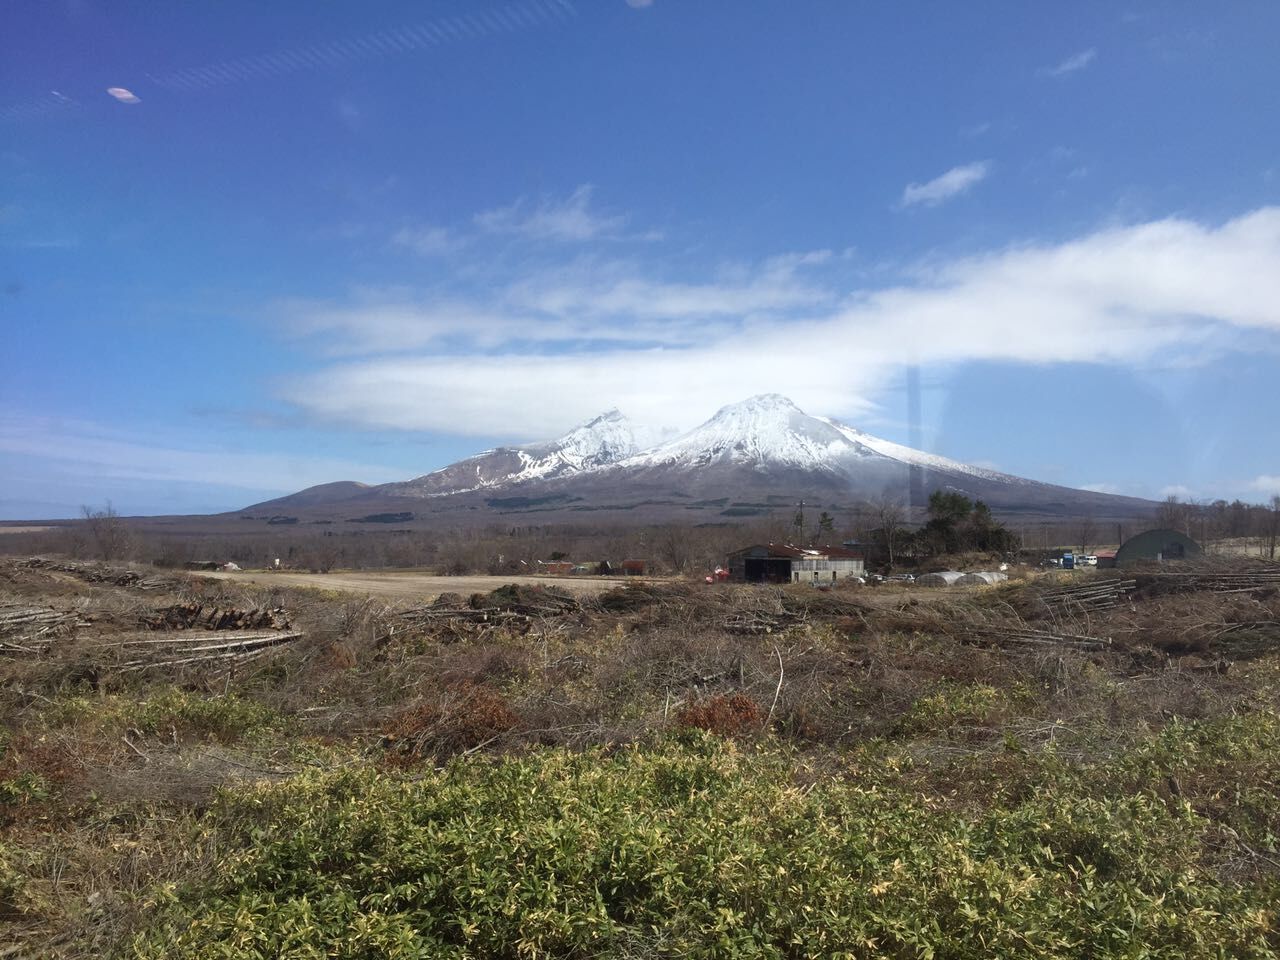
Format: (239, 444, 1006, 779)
(39, 714, 1280, 958)
(3, 560, 1280, 956)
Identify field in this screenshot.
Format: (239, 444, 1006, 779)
(3, 554, 1280, 957)
(196, 568, 650, 600)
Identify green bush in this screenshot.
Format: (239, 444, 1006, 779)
(48, 688, 284, 746)
(126, 721, 1280, 959)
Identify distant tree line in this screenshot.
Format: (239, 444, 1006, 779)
(4, 490, 1276, 574)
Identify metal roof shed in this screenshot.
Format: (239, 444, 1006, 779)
(1115, 529, 1203, 566)
(956, 571, 1009, 586)
(917, 571, 964, 587)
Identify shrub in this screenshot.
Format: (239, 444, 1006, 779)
(125, 727, 1280, 959)
(47, 688, 284, 746)
(385, 683, 520, 757)
(674, 692, 762, 737)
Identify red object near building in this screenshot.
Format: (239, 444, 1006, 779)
(621, 559, 647, 576)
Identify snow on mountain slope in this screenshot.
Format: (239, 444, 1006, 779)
(622, 394, 854, 472)
(394, 409, 647, 497)
(819, 419, 1021, 485)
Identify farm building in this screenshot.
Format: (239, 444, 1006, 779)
(917, 571, 964, 587)
(621, 559, 647, 576)
(1095, 550, 1118, 569)
(956, 571, 1008, 586)
(726, 543, 865, 584)
(536, 560, 575, 575)
(1115, 529, 1203, 566)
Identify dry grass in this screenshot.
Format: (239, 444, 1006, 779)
(3, 556, 1280, 954)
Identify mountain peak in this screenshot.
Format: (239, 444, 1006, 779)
(579, 408, 627, 428)
(714, 394, 804, 417)
(625, 393, 847, 471)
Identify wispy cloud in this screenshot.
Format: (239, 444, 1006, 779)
(1159, 484, 1194, 499)
(475, 184, 626, 241)
(275, 207, 1280, 440)
(1250, 475, 1280, 496)
(0, 415, 403, 492)
(274, 250, 834, 354)
(1080, 483, 1124, 495)
(390, 224, 458, 256)
(145, 1, 575, 94)
(1041, 47, 1097, 78)
(900, 161, 990, 207)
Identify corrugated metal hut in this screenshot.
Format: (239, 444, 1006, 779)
(956, 571, 1009, 586)
(917, 570, 964, 587)
(1114, 529, 1202, 566)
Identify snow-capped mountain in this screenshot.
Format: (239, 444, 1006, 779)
(243, 394, 1154, 521)
(387, 409, 648, 498)
(613, 394, 1031, 490)
(622, 394, 854, 473)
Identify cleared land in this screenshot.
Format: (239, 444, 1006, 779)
(4, 555, 1280, 956)
(196, 568, 653, 599)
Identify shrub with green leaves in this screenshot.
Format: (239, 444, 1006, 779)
(47, 688, 285, 746)
(126, 720, 1280, 959)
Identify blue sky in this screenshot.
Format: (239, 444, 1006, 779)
(2, 0, 1279, 518)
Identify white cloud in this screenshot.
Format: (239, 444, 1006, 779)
(276, 207, 1280, 442)
(0, 415, 402, 493)
(475, 184, 626, 241)
(274, 251, 834, 354)
(106, 87, 140, 104)
(1159, 484, 1194, 499)
(900, 162, 990, 207)
(1081, 483, 1123, 495)
(391, 224, 457, 256)
(1250, 475, 1280, 497)
(1041, 47, 1097, 78)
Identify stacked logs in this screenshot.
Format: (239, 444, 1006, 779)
(141, 602, 290, 632)
(14, 557, 173, 590)
(0, 603, 83, 654)
(1039, 579, 1137, 614)
(118, 630, 305, 671)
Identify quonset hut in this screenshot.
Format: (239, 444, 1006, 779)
(727, 543, 865, 584)
(917, 571, 965, 587)
(1114, 529, 1203, 566)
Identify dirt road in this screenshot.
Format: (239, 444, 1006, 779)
(196, 569, 643, 600)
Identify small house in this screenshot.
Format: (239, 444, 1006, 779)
(621, 559, 647, 576)
(537, 560, 575, 576)
(726, 543, 865, 584)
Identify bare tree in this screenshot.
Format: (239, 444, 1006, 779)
(1269, 495, 1279, 561)
(1078, 512, 1097, 553)
(873, 496, 906, 570)
(1156, 495, 1192, 535)
(80, 501, 132, 561)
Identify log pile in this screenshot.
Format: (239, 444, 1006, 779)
(0, 603, 84, 654)
(14, 557, 174, 590)
(1039, 579, 1137, 614)
(117, 630, 305, 671)
(140, 602, 290, 632)
(470, 583, 582, 616)
(962, 624, 1110, 652)
(721, 609, 803, 635)
(1138, 571, 1280, 597)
